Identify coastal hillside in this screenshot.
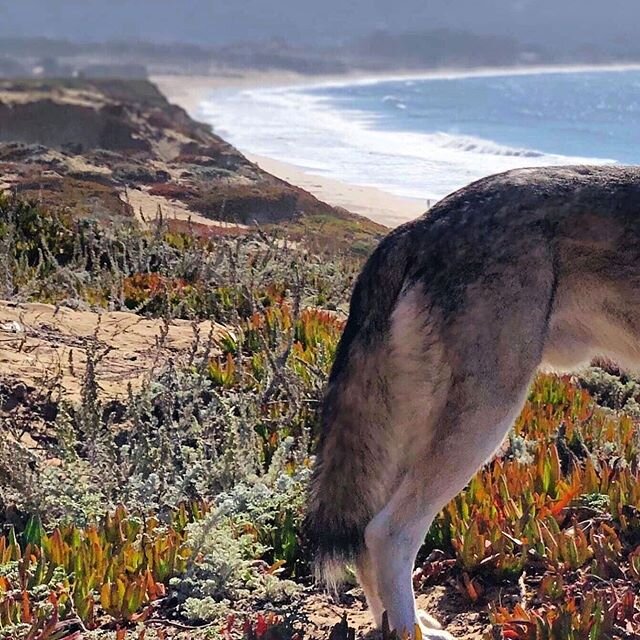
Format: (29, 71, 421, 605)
(1, 77, 640, 640)
(0, 190, 639, 640)
(0, 78, 384, 251)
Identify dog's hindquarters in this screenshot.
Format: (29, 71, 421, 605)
(306, 213, 558, 635)
(305, 165, 640, 637)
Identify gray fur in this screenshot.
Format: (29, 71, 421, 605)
(306, 165, 640, 638)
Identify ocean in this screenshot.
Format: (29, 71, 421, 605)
(198, 67, 640, 203)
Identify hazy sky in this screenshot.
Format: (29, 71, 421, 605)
(0, 0, 636, 50)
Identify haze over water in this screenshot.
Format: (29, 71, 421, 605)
(201, 68, 640, 203)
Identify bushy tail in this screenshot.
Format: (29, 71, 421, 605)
(305, 224, 417, 588)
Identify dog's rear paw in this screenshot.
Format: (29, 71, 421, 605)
(417, 609, 442, 630)
(416, 610, 454, 639)
(418, 628, 455, 640)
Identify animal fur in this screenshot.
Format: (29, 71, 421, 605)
(305, 165, 640, 639)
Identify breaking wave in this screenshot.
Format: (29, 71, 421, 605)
(197, 70, 621, 201)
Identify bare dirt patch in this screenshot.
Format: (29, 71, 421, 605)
(0, 300, 222, 400)
(298, 586, 488, 640)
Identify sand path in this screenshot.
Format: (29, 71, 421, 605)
(0, 301, 222, 400)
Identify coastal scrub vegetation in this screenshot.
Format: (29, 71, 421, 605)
(0, 193, 640, 639)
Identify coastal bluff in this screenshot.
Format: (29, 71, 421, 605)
(0, 78, 383, 249)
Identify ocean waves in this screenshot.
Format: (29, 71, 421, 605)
(428, 132, 545, 158)
(198, 71, 622, 202)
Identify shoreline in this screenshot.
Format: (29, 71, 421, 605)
(153, 62, 640, 113)
(154, 70, 376, 116)
(245, 153, 428, 228)
(154, 70, 431, 227)
(153, 62, 640, 227)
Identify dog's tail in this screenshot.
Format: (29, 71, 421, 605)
(305, 224, 416, 589)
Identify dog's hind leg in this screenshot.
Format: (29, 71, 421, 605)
(357, 547, 444, 631)
(364, 474, 453, 640)
(355, 551, 385, 626)
(364, 394, 532, 639)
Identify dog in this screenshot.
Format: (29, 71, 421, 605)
(305, 165, 640, 639)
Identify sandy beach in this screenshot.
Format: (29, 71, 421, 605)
(154, 72, 429, 227)
(245, 153, 427, 228)
(154, 63, 640, 228)
(154, 71, 364, 116)
(154, 62, 640, 116)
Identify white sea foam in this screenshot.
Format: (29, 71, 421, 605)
(259, 63, 640, 93)
(198, 79, 616, 202)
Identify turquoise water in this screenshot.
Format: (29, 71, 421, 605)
(200, 68, 640, 201)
